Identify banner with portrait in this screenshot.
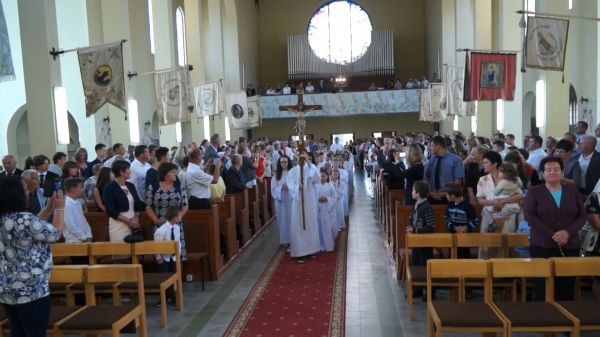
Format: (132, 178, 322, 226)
(0, 2, 15, 82)
(445, 65, 477, 117)
(193, 80, 222, 118)
(154, 66, 195, 126)
(77, 41, 126, 116)
(526, 16, 569, 71)
(464, 52, 516, 101)
(225, 91, 257, 129)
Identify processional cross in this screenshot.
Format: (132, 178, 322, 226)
(279, 93, 322, 230)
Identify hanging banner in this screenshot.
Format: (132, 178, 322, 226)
(0, 2, 15, 82)
(419, 84, 447, 122)
(445, 65, 477, 117)
(77, 41, 126, 116)
(526, 16, 569, 71)
(246, 96, 262, 128)
(154, 66, 195, 126)
(95, 116, 112, 146)
(193, 80, 222, 118)
(464, 52, 516, 101)
(225, 91, 259, 129)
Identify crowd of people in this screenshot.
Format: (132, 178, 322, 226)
(3, 121, 600, 333)
(263, 73, 440, 96)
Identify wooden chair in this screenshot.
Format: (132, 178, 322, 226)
(127, 241, 184, 328)
(405, 233, 455, 320)
(454, 233, 517, 301)
(489, 259, 580, 337)
(504, 233, 532, 301)
(427, 259, 507, 337)
(54, 264, 148, 337)
(86, 242, 134, 299)
(50, 243, 91, 304)
(0, 266, 89, 337)
(394, 203, 412, 283)
(552, 257, 600, 335)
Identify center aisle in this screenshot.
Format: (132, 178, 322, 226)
(345, 171, 424, 337)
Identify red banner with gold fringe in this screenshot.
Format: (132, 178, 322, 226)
(464, 52, 516, 101)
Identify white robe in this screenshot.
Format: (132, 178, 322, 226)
(316, 182, 336, 252)
(271, 171, 292, 244)
(332, 180, 347, 231)
(287, 163, 321, 257)
(338, 168, 350, 216)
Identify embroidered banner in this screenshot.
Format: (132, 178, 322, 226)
(154, 66, 195, 126)
(226, 91, 261, 129)
(193, 80, 222, 118)
(0, 2, 15, 82)
(526, 16, 569, 71)
(77, 42, 126, 116)
(464, 52, 516, 101)
(445, 65, 477, 117)
(419, 84, 447, 122)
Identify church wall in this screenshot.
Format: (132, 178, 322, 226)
(0, 0, 27, 162)
(257, 0, 426, 89)
(424, 0, 443, 79)
(251, 114, 433, 141)
(236, 0, 260, 90)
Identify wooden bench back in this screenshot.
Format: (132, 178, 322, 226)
(50, 265, 87, 284)
(552, 257, 600, 277)
(455, 233, 503, 248)
(52, 242, 90, 257)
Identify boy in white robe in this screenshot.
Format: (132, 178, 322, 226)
(287, 153, 321, 262)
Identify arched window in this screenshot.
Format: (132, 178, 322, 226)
(569, 84, 577, 129)
(307, 1, 372, 64)
(175, 7, 187, 66)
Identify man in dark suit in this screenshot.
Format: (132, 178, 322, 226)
(204, 133, 221, 164)
(33, 154, 60, 197)
(0, 155, 24, 177)
(578, 135, 600, 195)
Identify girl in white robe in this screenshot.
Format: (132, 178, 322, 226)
(331, 169, 347, 232)
(271, 155, 292, 245)
(287, 153, 321, 261)
(316, 170, 336, 252)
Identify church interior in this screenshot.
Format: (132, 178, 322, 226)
(1, 0, 600, 336)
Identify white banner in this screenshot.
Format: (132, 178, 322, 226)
(226, 92, 261, 129)
(77, 41, 126, 116)
(0, 2, 15, 82)
(419, 84, 447, 122)
(154, 66, 195, 126)
(526, 16, 569, 71)
(193, 80, 222, 118)
(445, 65, 477, 117)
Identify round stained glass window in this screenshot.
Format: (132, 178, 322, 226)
(308, 1, 372, 65)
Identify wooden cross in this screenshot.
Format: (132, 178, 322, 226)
(279, 93, 322, 230)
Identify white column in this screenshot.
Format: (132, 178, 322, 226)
(17, 0, 66, 156)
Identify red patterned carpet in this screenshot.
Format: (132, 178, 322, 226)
(223, 231, 347, 337)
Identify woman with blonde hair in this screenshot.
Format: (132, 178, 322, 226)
(73, 147, 89, 178)
(404, 144, 424, 205)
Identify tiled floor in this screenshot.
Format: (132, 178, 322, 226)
(140, 171, 594, 337)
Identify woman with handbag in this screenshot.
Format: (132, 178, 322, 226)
(102, 160, 145, 245)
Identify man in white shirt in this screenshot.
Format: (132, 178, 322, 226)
(330, 137, 344, 153)
(128, 145, 151, 200)
(63, 178, 93, 244)
(575, 120, 588, 144)
(282, 83, 291, 95)
(280, 142, 295, 161)
(578, 135, 600, 194)
(305, 81, 315, 94)
(187, 149, 221, 209)
(103, 143, 127, 168)
(266, 86, 276, 95)
(526, 135, 547, 172)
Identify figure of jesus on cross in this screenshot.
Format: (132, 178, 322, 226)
(279, 93, 322, 229)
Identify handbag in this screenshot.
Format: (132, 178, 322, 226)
(579, 222, 599, 256)
(123, 229, 145, 243)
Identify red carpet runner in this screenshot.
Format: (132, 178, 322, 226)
(223, 231, 347, 337)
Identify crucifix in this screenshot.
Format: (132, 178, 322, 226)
(279, 93, 322, 230)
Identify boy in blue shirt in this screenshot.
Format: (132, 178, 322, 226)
(444, 182, 478, 258)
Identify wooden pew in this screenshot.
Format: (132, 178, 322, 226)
(85, 212, 110, 242)
(248, 186, 262, 234)
(182, 206, 222, 281)
(228, 190, 251, 245)
(265, 177, 274, 215)
(258, 180, 271, 224)
(213, 196, 239, 261)
(386, 189, 404, 252)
